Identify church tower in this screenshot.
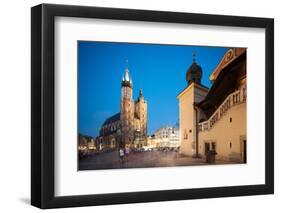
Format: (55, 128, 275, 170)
(135, 89, 148, 145)
(120, 64, 135, 148)
(177, 53, 208, 157)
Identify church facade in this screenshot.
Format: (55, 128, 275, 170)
(177, 48, 247, 163)
(96, 65, 147, 150)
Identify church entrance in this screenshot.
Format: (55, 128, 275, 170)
(110, 138, 116, 148)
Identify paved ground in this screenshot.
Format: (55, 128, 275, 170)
(78, 150, 235, 170)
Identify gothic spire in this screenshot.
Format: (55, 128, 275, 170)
(121, 59, 133, 88)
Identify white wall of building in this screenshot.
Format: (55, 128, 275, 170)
(178, 83, 208, 156)
(199, 103, 246, 161)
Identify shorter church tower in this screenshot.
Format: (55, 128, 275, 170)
(137, 89, 147, 136)
(135, 89, 148, 145)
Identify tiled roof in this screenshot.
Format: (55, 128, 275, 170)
(102, 113, 120, 126)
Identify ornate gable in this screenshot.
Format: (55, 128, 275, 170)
(209, 48, 246, 82)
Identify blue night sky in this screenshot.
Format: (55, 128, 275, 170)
(78, 41, 228, 137)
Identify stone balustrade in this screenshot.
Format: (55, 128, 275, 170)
(198, 87, 246, 132)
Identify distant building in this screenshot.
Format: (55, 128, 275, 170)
(78, 134, 96, 154)
(97, 64, 148, 150)
(78, 133, 88, 151)
(87, 138, 96, 151)
(153, 126, 179, 148)
(177, 48, 246, 162)
(147, 135, 156, 148)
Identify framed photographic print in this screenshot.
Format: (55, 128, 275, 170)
(31, 3, 274, 209)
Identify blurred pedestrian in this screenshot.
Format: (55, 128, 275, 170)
(119, 148, 124, 163)
(125, 146, 130, 156)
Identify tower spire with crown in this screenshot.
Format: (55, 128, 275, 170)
(122, 59, 133, 88)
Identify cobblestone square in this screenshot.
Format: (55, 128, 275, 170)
(78, 150, 235, 170)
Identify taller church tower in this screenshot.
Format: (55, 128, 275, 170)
(120, 65, 135, 148)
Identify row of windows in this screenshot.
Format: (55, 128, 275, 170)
(102, 122, 146, 133)
(101, 122, 121, 133)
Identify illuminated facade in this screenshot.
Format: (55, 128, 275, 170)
(154, 126, 179, 148)
(97, 65, 147, 150)
(147, 126, 179, 149)
(177, 48, 247, 162)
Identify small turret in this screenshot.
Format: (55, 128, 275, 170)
(138, 89, 144, 101)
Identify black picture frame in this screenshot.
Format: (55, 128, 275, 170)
(31, 3, 274, 209)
